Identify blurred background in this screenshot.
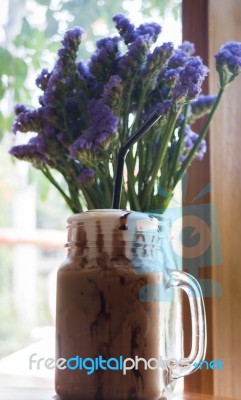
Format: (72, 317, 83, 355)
(0, 0, 181, 387)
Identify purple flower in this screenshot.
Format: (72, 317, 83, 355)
(144, 42, 174, 76)
(9, 144, 36, 159)
(69, 137, 97, 158)
(136, 22, 162, 42)
(69, 98, 118, 159)
(168, 49, 188, 68)
(43, 125, 56, 138)
(118, 36, 148, 79)
(78, 169, 95, 187)
(144, 101, 172, 119)
(184, 125, 194, 150)
(88, 37, 120, 84)
(57, 131, 68, 144)
(96, 36, 120, 52)
(103, 75, 122, 94)
(112, 14, 136, 44)
(162, 67, 181, 87)
(43, 67, 65, 105)
(178, 41, 195, 56)
(196, 137, 207, 160)
(215, 41, 241, 85)
(55, 28, 85, 80)
(173, 56, 208, 102)
(181, 125, 207, 162)
(42, 106, 55, 119)
(113, 14, 161, 45)
(61, 27, 85, 52)
(84, 99, 118, 142)
(38, 95, 44, 106)
(9, 135, 48, 165)
(190, 94, 216, 121)
(29, 135, 46, 153)
(77, 61, 90, 79)
(14, 104, 29, 116)
(13, 108, 44, 134)
(102, 75, 123, 110)
(36, 68, 51, 91)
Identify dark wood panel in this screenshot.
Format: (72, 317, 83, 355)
(208, 1, 241, 397)
(183, 0, 241, 397)
(182, 0, 213, 394)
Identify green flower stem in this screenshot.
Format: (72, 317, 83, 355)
(80, 157, 113, 207)
(80, 185, 96, 210)
(167, 103, 189, 187)
(157, 191, 174, 212)
(58, 157, 83, 213)
(159, 151, 169, 189)
(132, 87, 154, 191)
(138, 142, 144, 195)
(131, 82, 152, 134)
(96, 161, 113, 207)
(122, 66, 151, 142)
(120, 75, 154, 211)
(173, 86, 225, 188)
(67, 184, 83, 213)
(41, 167, 75, 212)
(126, 177, 140, 210)
(99, 168, 113, 208)
(143, 182, 154, 211)
(126, 152, 141, 210)
(142, 108, 180, 208)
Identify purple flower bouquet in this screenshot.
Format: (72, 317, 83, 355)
(9, 14, 241, 212)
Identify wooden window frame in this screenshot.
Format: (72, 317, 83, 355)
(182, 1, 241, 397)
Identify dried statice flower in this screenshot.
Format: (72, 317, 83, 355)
(143, 100, 172, 121)
(102, 75, 123, 114)
(136, 21, 162, 42)
(112, 14, 136, 44)
(215, 41, 241, 86)
(36, 68, 51, 91)
(144, 42, 174, 76)
(9, 14, 241, 213)
(181, 125, 207, 162)
(168, 49, 188, 69)
(14, 104, 29, 116)
(89, 36, 120, 85)
(178, 41, 195, 56)
(173, 56, 208, 102)
(190, 94, 217, 122)
(61, 27, 84, 51)
(69, 98, 118, 160)
(162, 68, 181, 88)
(118, 36, 148, 79)
(9, 135, 48, 166)
(78, 169, 95, 187)
(13, 108, 44, 134)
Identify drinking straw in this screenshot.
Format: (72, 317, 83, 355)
(112, 109, 163, 209)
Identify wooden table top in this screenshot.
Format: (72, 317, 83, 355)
(0, 388, 238, 400)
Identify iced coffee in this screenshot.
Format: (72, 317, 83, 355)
(55, 209, 207, 399)
(55, 210, 166, 400)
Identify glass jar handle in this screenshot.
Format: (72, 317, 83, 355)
(166, 269, 207, 379)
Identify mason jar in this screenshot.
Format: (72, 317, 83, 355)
(55, 209, 206, 400)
